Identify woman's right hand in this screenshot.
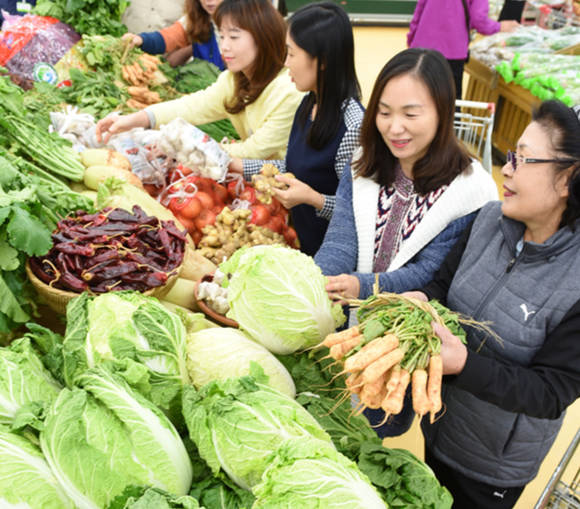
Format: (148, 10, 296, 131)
(228, 158, 244, 174)
(95, 111, 151, 144)
(400, 291, 428, 302)
(122, 32, 143, 47)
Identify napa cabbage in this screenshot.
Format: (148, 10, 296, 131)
(253, 437, 388, 509)
(185, 327, 295, 398)
(0, 337, 61, 429)
(219, 245, 346, 354)
(40, 368, 193, 509)
(182, 377, 332, 490)
(63, 291, 189, 420)
(0, 424, 75, 508)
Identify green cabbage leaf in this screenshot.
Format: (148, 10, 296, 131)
(252, 437, 388, 509)
(63, 292, 189, 421)
(182, 377, 332, 490)
(186, 327, 295, 398)
(0, 337, 61, 429)
(40, 368, 193, 509)
(219, 245, 346, 354)
(0, 424, 75, 508)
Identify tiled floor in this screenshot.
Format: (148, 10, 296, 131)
(353, 24, 579, 509)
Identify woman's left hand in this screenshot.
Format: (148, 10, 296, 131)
(273, 175, 324, 210)
(325, 274, 360, 304)
(432, 322, 468, 375)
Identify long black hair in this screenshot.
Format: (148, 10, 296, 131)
(533, 100, 580, 229)
(288, 2, 360, 150)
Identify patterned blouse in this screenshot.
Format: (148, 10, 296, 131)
(373, 166, 446, 272)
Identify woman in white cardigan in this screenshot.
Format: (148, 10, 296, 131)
(314, 48, 498, 438)
(314, 48, 497, 302)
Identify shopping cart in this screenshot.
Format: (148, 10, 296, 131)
(534, 427, 580, 509)
(454, 99, 495, 173)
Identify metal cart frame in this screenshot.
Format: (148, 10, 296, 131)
(535, 428, 580, 509)
(454, 99, 496, 173)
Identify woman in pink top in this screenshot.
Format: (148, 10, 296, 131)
(407, 0, 518, 99)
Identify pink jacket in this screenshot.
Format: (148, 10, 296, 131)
(407, 0, 500, 60)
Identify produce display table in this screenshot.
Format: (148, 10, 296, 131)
(465, 57, 540, 156)
(464, 41, 580, 156)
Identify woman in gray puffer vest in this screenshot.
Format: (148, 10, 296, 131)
(405, 100, 580, 508)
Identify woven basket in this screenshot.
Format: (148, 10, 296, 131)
(26, 261, 181, 315)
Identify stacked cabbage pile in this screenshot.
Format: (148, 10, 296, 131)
(0, 245, 451, 509)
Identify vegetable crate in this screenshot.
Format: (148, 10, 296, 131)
(454, 99, 495, 173)
(535, 427, 580, 509)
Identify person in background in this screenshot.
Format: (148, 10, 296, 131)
(229, 2, 363, 256)
(121, 0, 287, 69)
(498, 0, 525, 22)
(96, 0, 304, 161)
(314, 48, 498, 436)
(122, 0, 225, 69)
(406, 100, 580, 508)
(407, 0, 519, 99)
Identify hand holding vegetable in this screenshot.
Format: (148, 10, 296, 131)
(432, 322, 468, 375)
(400, 291, 428, 303)
(96, 111, 150, 144)
(121, 33, 143, 47)
(166, 46, 194, 68)
(228, 158, 244, 174)
(273, 175, 324, 210)
(326, 274, 360, 303)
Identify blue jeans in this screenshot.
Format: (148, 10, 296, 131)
(363, 387, 414, 438)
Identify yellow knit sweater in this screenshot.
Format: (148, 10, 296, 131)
(147, 68, 304, 160)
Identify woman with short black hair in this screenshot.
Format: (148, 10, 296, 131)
(406, 99, 580, 507)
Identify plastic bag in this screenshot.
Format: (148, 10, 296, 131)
(0, 13, 81, 83)
(108, 128, 168, 186)
(50, 106, 99, 150)
(157, 118, 231, 182)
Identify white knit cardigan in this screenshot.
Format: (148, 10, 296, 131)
(352, 157, 499, 273)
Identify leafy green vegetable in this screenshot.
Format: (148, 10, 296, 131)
(0, 424, 75, 508)
(61, 68, 129, 118)
(0, 337, 61, 430)
(33, 0, 129, 36)
(108, 486, 201, 509)
(182, 377, 332, 490)
(253, 437, 388, 509)
(358, 442, 453, 509)
(278, 348, 380, 461)
(219, 245, 346, 354)
(40, 368, 193, 509)
(186, 327, 296, 398)
(0, 152, 92, 339)
(189, 475, 255, 509)
(296, 392, 380, 462)
(63, 292, 189, 423)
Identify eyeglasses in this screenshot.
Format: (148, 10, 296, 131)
(506, 150, 576, 172)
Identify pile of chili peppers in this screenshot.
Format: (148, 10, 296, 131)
(30, 206, 186, 294)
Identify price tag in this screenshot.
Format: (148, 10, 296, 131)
(16, 1, 32, 13)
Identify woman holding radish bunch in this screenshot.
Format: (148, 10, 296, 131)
(96, 0, 303, 161)
(229, 2, 364, 256)
(404, 100, 580, 508)
(314, 48, 497, 436)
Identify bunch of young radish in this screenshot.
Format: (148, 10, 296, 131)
(321, 292, 469, 425)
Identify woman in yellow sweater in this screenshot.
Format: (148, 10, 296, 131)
(96, 0, 303, 160)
